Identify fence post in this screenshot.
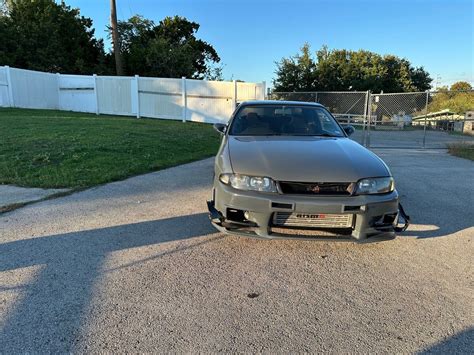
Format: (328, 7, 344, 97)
(56, 73, 61, 110)
(422, 90, 429, 148)
(132, 74, 140, 118)
(181, 76, 187, 122)
(461, 112, 467, 145)
(366, 92, 372, 148)
(315, 92, 318, 103)
(233, 80, 237, 109)
(5, 66, 14, 107)
(93, 74, 99, 115)
(362, 91, 369, 146)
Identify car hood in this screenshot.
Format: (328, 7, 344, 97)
(227, 136, 389, 182)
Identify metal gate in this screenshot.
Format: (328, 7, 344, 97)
(366, 91, 474, 149)
(271, 90, 474, 149)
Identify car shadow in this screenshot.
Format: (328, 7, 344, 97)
(417, 326, 474, 354)
(0, 212, 219, 352)
(396, 190, 473, 239)
(379, 151, 474, 239)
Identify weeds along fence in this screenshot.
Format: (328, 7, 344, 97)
(0, 66, 266, 124)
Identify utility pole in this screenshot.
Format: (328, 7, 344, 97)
(110, 0, 124, 76)
(435, 74, 442, 90)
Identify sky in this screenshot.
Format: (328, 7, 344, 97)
(66, 0, 473, 88)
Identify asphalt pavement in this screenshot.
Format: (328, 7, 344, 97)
(351, 129, 474, 148)
(0, 149, 473, 353)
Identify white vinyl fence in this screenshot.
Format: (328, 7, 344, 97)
(0, 66, 266, 123)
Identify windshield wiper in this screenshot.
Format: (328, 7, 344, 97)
(236, 133, 342, 137)
(281, 133, 342, 137)
(312, 133, 341, 137)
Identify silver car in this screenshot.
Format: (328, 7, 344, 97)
(207, 101, 407, 242)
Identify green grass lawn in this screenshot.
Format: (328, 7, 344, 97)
(0, 108, 221, 188)
(448, 143, 474, 161)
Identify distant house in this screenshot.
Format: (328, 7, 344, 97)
(412, 109, 464, 130)
(458, 111, 474, 135)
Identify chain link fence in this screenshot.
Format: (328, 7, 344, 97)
(368, 90, 474, 148)
(367, 92, 428, 148)
(270, 90, 474, 149)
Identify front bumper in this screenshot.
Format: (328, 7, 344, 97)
(208, 181, 400, 243)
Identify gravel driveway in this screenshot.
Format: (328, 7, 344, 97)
(0, 149, 472, 353)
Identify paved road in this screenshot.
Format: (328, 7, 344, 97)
(351, 129, 474, 148)
(1, 150, 473, 353)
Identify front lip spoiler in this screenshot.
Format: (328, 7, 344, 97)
(210, 219, 395, 243)
(207, 200, 395, 243)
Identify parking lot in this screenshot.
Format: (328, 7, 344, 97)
(0, 149, 473, 352)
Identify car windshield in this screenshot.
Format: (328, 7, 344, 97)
(228, 105, 345, 137)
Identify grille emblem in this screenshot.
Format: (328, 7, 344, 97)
(308, 184, 320, 193)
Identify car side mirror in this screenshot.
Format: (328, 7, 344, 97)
(213, 123, 227, 135)
(343, 125, 355, 136)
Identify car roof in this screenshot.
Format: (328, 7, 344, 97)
(238, 100, 324, 107)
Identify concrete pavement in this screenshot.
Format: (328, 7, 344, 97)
(351, 129, 474, 148)
(0, 185, 69, 211)
(0, 150, 473, 352)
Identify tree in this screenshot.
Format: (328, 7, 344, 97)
(273, 44, 432, 93)
(429, 84, 474, 114)
(0, 0, 13, 16)
(204, 64, 224, 81)
(273, 43, 316, 91)
(0, 0, 106, 74)
(450, 81, 472, 91)
(114, 15, 221, 79)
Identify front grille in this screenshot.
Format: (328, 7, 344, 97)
(270, 227, 352, 237)
(278, 181, 352, 195)
(273, 212, 354, 228)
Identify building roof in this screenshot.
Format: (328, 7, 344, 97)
(413, 109, 464, 120)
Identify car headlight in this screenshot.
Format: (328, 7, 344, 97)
(219, 174, 277, 193)
(354, 177, 394, 195)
